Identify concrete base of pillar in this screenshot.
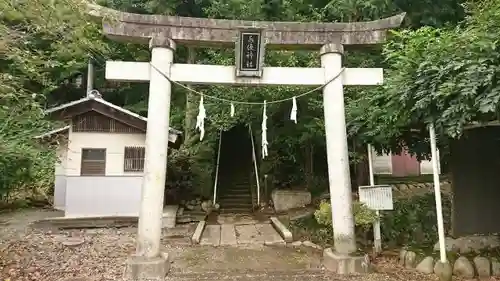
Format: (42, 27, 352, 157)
(323, 248, 370, 274)
(124, 252, 170, 280)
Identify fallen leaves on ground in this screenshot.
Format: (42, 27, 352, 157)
(1, 228, 136, 281)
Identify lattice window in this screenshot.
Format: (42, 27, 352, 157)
(124, 146, 145, 172)
(72, 112, 142, 133)
(81, 148, 106, 176)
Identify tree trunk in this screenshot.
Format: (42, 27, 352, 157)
(304, 142, 314, 189)
(356, 156, 369, 188)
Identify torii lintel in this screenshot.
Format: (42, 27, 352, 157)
(88, 4, 405, 49)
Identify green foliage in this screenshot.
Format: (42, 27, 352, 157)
(0, 0, 105, 205)
(363, 0, 500, 158)
(314, 200, 378, 228)
(289, 215, 335, 247)
(381, 192, 451, 248)
(92, 0, 467, 193)
(295, 193, 451, 249)
(0, 0, 469, 205)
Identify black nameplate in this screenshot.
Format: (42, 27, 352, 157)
(239, 32, 261, 72)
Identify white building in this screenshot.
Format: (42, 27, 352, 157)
(372, 149, 439, 177)
(37, 94, 182, 218)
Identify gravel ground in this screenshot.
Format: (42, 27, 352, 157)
(0, 208, 456, 281)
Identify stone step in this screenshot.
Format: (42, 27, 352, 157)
(220, 196, 253, 200)
(166, 269, 326, 281)
(219, 204, 254, 210)
(218, 183, 251, 188)
(218, 193, 252, 198)
(219, 200, 253, 206)
(220, 193, 251, 197)
(218, 200, 253, 206)
(219, 195, 255, 200)
(220, 207, 254, 213)
(220, 188, 252, 193)
(219, 193, 252, 197)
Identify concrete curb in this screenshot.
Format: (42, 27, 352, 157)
(191, 220, 206, 244)
(270, 216, 293, 243)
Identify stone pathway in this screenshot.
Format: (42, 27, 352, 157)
(200, 223, 284, 246)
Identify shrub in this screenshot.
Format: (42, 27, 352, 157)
(314, 200, 378, 228)
(380, 192, 451, 248)
(309, 193, 451, 249)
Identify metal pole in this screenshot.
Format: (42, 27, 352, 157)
(429, 123, 447, 263)
(86, 59, 94, 96)
(249, 125, 261, 206)
(367, 144, 382, 254)
(212, 129, 223, 205)
(264, 174, 268, 204)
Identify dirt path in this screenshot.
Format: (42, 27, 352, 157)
(0, 208, 440, 281)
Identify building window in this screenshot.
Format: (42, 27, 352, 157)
(124, 146, 145, 172)
(80, 148, 106, 176)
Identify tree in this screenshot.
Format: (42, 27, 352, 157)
(0, 0, 105, 200)
(0, 0, 470, 203)
(359, 0, 500, 162)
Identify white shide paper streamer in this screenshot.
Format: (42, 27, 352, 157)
(195, 95, 206, 141)
(261, 100, 269, 159)
(290, 96, 297, 123)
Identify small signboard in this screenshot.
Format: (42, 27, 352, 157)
(235, 28, 265, 77)
(358, 185, 393, 211)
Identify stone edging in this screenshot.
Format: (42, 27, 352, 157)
(399, 249, 500, 279)
(270, 217, 293, 243)
(191, 221, 206, 244)
(288, 240, 323, 250)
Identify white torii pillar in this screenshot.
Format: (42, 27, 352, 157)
(124, 36, 175, 279)
(321, 43, 356, 254)
(320, 43, 374, 274)
(105, 43, 383, 277)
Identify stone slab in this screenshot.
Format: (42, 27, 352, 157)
(220, 224, 237, 246)
(217, 214, 258, 225)
(255, 223, 284, 245)
(164, 224, 192, 239)
(272, 190, 311, 212)
(322, 248, 370, 274)
(124, 252, 170, 280)
(235, 224, 261, 244)
(200, 224, 221, 246)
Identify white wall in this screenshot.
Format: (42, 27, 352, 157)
(54, 143, 67, 210)
(65, 176, 143, 217)
(420, 152, 440, 174)
(372, 150, 440, 175)
(372, 152, 392, 175)
(66, 129, 146, 176)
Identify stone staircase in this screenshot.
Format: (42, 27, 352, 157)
(218, 179, 254, 213)
(215, 125, 255, 213)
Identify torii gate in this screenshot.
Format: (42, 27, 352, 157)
(89, 5, 404, 279)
